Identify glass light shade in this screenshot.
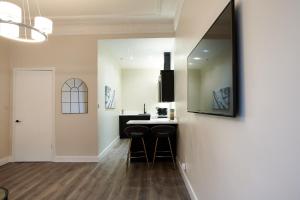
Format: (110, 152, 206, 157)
(0, 1, 22, 38)
(31, 29, 45, 42)
(32, 16, 52, 41)
(34, 16, 53, 34)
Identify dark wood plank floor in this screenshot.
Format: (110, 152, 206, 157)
(0, 140, 190, 200)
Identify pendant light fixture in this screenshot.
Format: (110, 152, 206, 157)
(0, 0, 53, 43)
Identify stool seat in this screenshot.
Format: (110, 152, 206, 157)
(156, 132, 170, 137)
(129, 132, 144, 138)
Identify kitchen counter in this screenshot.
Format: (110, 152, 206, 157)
(119, 114, 151, 116)
(127, 118, 178, 125)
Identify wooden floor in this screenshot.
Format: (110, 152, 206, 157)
(0, 140, 190, 200)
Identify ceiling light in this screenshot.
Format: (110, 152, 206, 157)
(0, 1, 21, 38)
(193, 57, 202, 60)
(0, 1, 53, 43)
(203, 49, 209, 53)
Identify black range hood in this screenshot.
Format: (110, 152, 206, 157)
(159, 52, 174, 102)
(164, 52, 171, 70)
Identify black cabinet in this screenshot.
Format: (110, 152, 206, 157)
(159, 70, 174, 102)
(119, 114, 151, 138)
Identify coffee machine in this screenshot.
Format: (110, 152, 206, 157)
(156, 107, 168, 118)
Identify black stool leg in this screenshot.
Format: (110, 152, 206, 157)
(167, 137, 176, 169)
(152, 137, 158, 167)
(141, 138, 149, 167)
(126, 138, 132, 168)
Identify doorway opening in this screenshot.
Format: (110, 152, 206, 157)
(97, 38, 175, 155)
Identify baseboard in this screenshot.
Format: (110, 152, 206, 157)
(177, 159, 199, 200)
(54, 155, 98, 162)
(98, 137, 119, 160)
(0, 156, 11, 167)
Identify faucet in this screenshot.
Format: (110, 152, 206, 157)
(144, 103, 146, 114)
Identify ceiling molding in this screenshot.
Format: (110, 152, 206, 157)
(52, 15, 173, 25)
(53, 22, 175, 36)
(38, 0, 181, 36)
(50, 14, 165, 20)
(51, 10, 175, 36)
(49, 0, 162, 20)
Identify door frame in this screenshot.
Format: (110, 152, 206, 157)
(12, 67, 56, 162)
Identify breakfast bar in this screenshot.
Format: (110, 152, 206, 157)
(126, 118, 178, 162)
(127, 118, 178, 125)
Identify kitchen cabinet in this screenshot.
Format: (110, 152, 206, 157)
(159, 70, 174, 102)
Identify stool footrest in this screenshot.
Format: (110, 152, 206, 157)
(131, 156, 147, 159)
(131, 151, 145, 154)
(155, 156, 173, 158)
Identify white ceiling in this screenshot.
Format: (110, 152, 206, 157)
(11, 0, 182, 35)
(100, 38, 175, 69)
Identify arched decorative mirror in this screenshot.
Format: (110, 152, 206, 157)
(61, 78, 88, 114)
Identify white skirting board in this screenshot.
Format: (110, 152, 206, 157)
(0, 156, 11, 167)
(1, 138, 120, 164)
(98, 137, 119, 161)
(55, 138, 119, 162)
(177, 159, 199, 200)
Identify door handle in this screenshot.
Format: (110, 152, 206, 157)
(15, 120, 22, 123)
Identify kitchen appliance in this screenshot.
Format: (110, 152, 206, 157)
(156, 107, 168, 118)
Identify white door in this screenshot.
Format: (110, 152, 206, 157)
(13, 69, 54, 162)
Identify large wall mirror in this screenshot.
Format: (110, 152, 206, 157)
(61, 78, 88, 114)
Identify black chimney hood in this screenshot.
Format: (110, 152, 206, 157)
(164, 52, 171, 70)
(159, 52, 174, 102)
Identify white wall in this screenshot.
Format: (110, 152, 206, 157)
(2, 33, 173, 159)
(8, 35, 99, 156)
(121, 69, 160, 116)
(0, 39, 10, 159)
(175, 0, 300, 200)
(98, 42, 122, 154)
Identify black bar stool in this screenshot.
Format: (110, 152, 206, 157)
(151, 125, 176, 168)
(0, 187, 8, 200)
(124, 126, 149, 167)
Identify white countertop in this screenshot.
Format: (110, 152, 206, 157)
(127, 118, 178, 125)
